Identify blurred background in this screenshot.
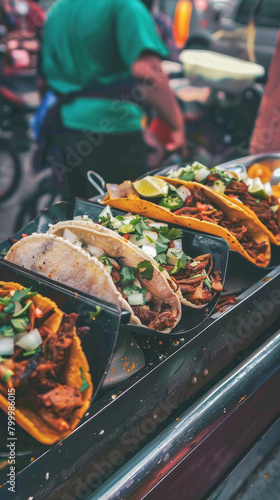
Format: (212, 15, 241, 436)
(0, 0, 279, 240)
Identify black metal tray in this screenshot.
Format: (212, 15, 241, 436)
(0, 259, 125, 457)
(137, 163, 280, 270)
(0, 199, 229, 337)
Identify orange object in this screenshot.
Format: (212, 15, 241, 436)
(248, 163, 272, 183)
(272, 184, 280, 198)
(173, 0, 193, 49)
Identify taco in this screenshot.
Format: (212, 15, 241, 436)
(5, 233, 181, 333)
(162, 162, 280, 246)
(67, 213, 223, 308)
(0, 281, 92, 445)
(103, 178, 271, 267)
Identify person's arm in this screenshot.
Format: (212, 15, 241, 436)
(132, 53, 187, 154)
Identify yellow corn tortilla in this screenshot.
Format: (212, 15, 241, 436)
(159, 176, 280, 247)
(103, 180, 271, 267)
(0, 281, 93, 445)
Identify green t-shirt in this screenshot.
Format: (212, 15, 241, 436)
(42, 0, 168, 133)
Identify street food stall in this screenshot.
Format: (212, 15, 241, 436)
(0, 150, 280, 499)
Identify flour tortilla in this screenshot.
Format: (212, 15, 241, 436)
(5, 233, 181, 332)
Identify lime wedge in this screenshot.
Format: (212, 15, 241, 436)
(133, 176, 169, 198)
(248, 177, 268, 200)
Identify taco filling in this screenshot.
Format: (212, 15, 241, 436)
(0, 283, 92, 437)
(61, 229, 178, 331)
(173, 187, 268, 264)
(90, 209, 223, 307)
(167, 163, 280, 241)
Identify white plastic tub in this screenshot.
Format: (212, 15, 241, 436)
(179, 50, 265, 94)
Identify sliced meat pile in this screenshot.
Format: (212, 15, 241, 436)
(9, 312, 83, 432)
(174, 189, 268, 264)
(132, 304, 178, 331)
(164, 254, 222, 306)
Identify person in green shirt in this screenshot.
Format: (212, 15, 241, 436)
(41, 0, 186, 198)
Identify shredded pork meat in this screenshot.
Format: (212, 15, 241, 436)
(174, 189, 268, 264)
(206, 173, 280, 240)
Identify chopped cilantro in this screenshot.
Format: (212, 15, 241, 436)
(179, 170, 194, 181)
(157, 233, 170, 244)
(155, 253, 167, 265)
(120, 266, 138, 289)
(170, 251, 188, 275)
(0, 297, 11, 306)
(99, 214, 113, 229)
(11, 287, 37, 303)
(137, 260, 154, 281)
(158, 265, 164, 272)
(135, 218, 150, 235)
(10, 316, 29, 333)
(158, 227, 183, 241)
(79, 367, 90, 393)
(3, 302, 15, 315)
(115, 215, 124, 221)
(155, 240, 168, 255)
(88, 306, 102, 320)
(0, 248, 7, 256)
(98, 255, 113, 274)
(213, 167, 233, 186)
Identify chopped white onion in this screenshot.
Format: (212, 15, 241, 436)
(177, 185, 191, 202)
(271, 205, 279, 213)
(143, 230, 158, 242)
(86, 244, 104, 258)
(107, 257, 120, 270)
(128, 293, 145, 306)
(63, 228, 81, 245)
(98, 205, 112, 220)
(167, 248, 182, 265)
(0, 338, 14, 356)
(134, 278, 141, 288)
(14, 301, 22, 315)
(264, 182, 273, 196)
(194, 167, 210, 183)
(112, 218, 122, 229)
(16, 329, 42, 351)
(129, 235, 146, 247)
(173, 239, 182, 249)
(213, 181, 226, 194)
(148, 222, 168, 229)
(141, 244, 157, 259)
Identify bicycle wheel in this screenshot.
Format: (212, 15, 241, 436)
(14, 188, 61, 233)
(0, 139, 21, 204)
